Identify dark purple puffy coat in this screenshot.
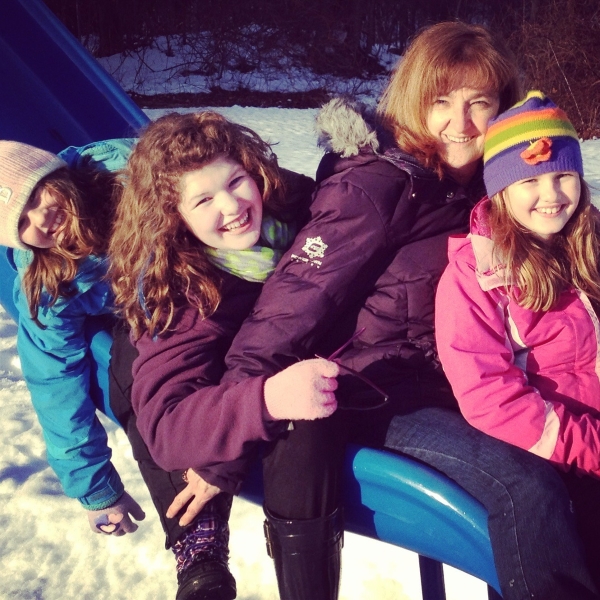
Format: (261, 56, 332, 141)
(224, 99, 486, 418)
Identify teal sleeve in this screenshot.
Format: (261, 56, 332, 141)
(15, 274, 124, 510)
(58, 138, 136, 172)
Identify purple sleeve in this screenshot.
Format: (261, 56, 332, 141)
(131, 289, 285, 494)
(223, 177, 392, 381)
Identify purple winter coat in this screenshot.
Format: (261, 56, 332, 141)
(130, 170, 313, 495)
(131, 274, 287, 493)
(223, 99, 484, 420)
(132, 99, 485, 492)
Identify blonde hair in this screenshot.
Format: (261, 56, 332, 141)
(489, 179, 600, 311)
(108, 111, 286, 339)
(22, 167, 116, 324)
(378, 21, 522, 177)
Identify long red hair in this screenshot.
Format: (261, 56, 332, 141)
(108, 111, 288, 339)
(489, 179, 600, 311)
(22, 166, 117, 324)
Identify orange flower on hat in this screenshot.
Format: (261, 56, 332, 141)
(520, 137, 553, 165)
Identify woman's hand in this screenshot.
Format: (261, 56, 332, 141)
(167, 468, 222, 527)
(263, 358, 339, 421)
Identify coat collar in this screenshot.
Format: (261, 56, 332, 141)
(467, 198, 513, 291)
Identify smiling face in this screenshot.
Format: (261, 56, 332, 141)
(426, 87, 500, 184)
(504, 171, 581, 240)
(18, 186, 65, 248)
(178, 155, 263, 250)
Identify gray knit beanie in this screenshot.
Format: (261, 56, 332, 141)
(0, 141, 67, 249)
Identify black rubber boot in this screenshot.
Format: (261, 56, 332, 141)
(263, 507, 343, 600)
(175, 560, 236, 600)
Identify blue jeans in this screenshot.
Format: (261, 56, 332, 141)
(383, 408, 599, 600)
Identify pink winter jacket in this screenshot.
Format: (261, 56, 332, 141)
(436, 198, 600, 478)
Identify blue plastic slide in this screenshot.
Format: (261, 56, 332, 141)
(0, 0, 500, 594)
(0, 0, 147, 151)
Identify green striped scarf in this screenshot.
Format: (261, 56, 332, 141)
(204, 214, 296, 282)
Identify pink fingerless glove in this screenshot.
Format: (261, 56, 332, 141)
(263, 358, 339, 421)
(86, 491, 146, 536)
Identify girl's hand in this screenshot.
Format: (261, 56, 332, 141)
(87, 491, 146, 536)
(263, 358, 339, 421)
(167, 469, 222, 527)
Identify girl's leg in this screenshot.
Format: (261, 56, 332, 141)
(171, 493, 235, 600)
(384, 407, 599, 600)
(262, 417, 346, 600)
(262, 417, 344, 519)
(109, 322, 235, 600)
(559, 471, 600, 592)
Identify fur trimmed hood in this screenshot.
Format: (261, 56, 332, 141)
(314, 97, 437, 182)
(316, 97, 381, 158)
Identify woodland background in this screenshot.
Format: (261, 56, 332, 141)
(43, 0, 600, 136)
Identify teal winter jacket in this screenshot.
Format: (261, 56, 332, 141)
(10, 138, 135, 509)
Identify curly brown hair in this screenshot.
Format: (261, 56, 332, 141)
(108, 111, 287, 339)
(23, 166, 117, 324)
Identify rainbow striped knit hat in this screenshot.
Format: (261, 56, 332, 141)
(483, 91, 582, 198)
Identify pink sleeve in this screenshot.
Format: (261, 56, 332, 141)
(435, 247, 600, 477)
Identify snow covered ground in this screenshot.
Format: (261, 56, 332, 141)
(1, 102, 599, 599)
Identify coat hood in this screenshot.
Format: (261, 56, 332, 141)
(316, 97, 380, 158)
(315, 97, 435, 182)
(449, 198, 510, 291)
